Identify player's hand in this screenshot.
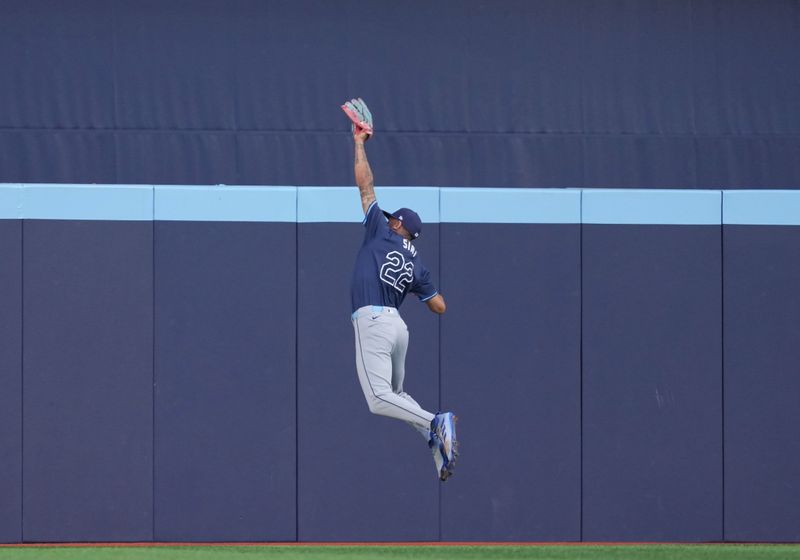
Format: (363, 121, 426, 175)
(353, 125, 370, 143)
(342, 98, 373, 141)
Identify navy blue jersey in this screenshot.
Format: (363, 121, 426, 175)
(351, 201, 438, 312)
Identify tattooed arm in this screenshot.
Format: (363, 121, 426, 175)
(354, 131, 376, 214)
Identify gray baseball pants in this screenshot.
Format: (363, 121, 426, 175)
(352, 305, 435, 438)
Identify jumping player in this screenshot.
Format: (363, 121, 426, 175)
(342, 98, 458, 481)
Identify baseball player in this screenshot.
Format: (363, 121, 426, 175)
(341, 98, 458, 481)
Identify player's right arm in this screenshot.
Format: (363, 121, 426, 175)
(425, 294, 446, 314)
(354, 132, 376, 214)
(414, 264, 446, 314)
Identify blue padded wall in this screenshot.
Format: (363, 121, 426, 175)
(582, 0, 694, 135)
(233, 2, 349, 132)
(2, 1, 799, 187)
(0, 0, 114, 130)
(154, 221, 296, 541)
(113, 0, 238, 131)
(723, 226, 800, 542)
(582, 225, 722, 541)
(0, 131, 116, 185)
(440, 224, 581, 541)
(464, 1, 582, 133)
(22, 220, 153, 542)
(0, 220, 22, 543)
(4, 183, 800, 543)
(695, 137, 800, 190)
(691, 0, 800, 135)
(582, 137, 696, 189)
(116, 133, 238, 186)
(296, 224, 440, 541)
(238, 134, 587, 190)
(237, 135, 351, 188)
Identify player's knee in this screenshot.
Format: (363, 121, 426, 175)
(365, 386, 393, 414)
(366, 397, 383, 415)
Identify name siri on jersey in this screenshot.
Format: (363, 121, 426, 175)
(402, 238, 417, 257)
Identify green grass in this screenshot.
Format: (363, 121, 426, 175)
(1, 545, 800, 560)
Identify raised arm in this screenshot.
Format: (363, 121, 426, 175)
(354, 133, 376, 214)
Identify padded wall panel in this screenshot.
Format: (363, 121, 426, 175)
(464, 136, 584, 189)
(113, 0, 237, 130)
(23, 220, 153, 542)
(234, 0, 466, 133)
(234, 1, 349, 131)
(154, 221, 296, 541)
(297, 223, 440, 541)
(466, 0, 582, 133)
(440, 224, 581, 541)
(365, 135, 473, 188)
(695, 137, 800, 189)
(582, 225, 722, 541)
(237, 134, 351, 187)
(582, 0, 694, 134)
(724, 226, 800, 541)
(116, 133, 237, 185)
(239, 134, 585, 189)
(375, 135, 584, 188)
(2, 2, 800, 188)
(583, 136, 696, 189)
(0, 131, 116, 185)
(0, 0, 114, 129)
(692, 0, 800, 134)
(341, 1, 467, 133)
(0, 221, 22, 543)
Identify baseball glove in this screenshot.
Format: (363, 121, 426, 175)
(341, 97, 374, 138)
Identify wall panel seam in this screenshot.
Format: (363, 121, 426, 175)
(151, 191, 156, 542)
(20, 219, 24, 542)
(720, 194, 726, 541)
(294, 195, 300, 543)
(579, 190, 584, 542)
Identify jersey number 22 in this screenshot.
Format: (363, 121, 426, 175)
(380, 251, 413, 293)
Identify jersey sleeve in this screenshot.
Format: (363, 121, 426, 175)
(362, 200, 386, 239)
(410, 259, 439, 302)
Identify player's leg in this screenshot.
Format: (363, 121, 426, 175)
(390, 317, 451, 479)
(352, 313, 434, 431)
(390, 320, 436, 440)
(393, 315, 458, 479)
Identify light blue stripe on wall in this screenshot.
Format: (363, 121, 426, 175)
(4, 184, 800, 225)
(298, 187, 360, 223)
(723, 190, 800, 226)
(375, 187, 439, 223)
(0, 184, 23, 219)
(24, 184, 153, 221)
(582, 189, 721, 225)
(298, 186, 440, 223)
(441, 188, 581, 223)
(155, 185, 296, 222)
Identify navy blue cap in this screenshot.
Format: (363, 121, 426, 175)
(383, 207, 422, 239)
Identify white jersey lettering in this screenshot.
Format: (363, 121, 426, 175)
(402, 239, 417, 257)
(380, 251, 414, 293)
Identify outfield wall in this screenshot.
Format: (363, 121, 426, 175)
(1, 185, 798, 544)
(1, 1, 799, 189)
